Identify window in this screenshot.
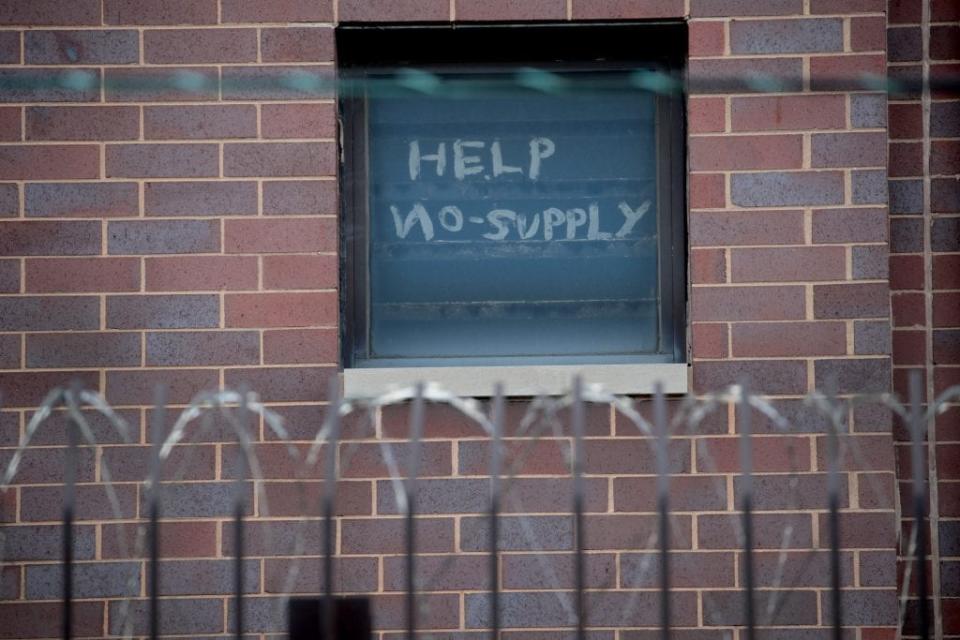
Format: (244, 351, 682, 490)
(338, 23, 687, 394)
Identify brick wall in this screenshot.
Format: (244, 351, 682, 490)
(886, 0, 960, 637)
(0, 0, 909, 638)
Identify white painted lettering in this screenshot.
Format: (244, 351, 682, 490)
(408, 141, 446, 181)
(616, 201, 650, 238)
(483, 209, 516, 240)
(453, 140, 485, 180)
(517, 213, 541, 240)
(528, 137, 556, 180)
(586, 203, 611, 240)
(491, 140, 523, 178)
(542, 207, 565, 241)
(565, 208, 587, 240)
(438, 205, 464, 232)
(390, 203, 435, 241)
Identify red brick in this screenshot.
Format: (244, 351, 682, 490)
(814, 283, 890, 319)
(103, 521, 217, 558)
(104, 0, 219, 25)
(889, 142, 924, 177)
(935, 292, 960, 327)
(812, 208, 887, 244)
(144, 28, 257, 64)
(0, 145, 98, 180)
(104, 68, 219, 102)
(731, 94, 846, 131)
(572, 0, 684, 18)
(732, 321, 846, 357)
(810, 54, 886, 90)
(731, 246, 846, 282)
(851, 16, 886, 51)
(263, 254, 337, 289)
(145, 181, 257, 216)
(26, 106, 138, 141)
(691, 248, 726, 284)
(584, 439, 689, 474)
(145, 256, 258, 291)
(692, 323, 728, 358)
(934, 255, 960, 290)
(0, 602, 103, 639)
(809, 0, 884, 12)
(0, 221, 100, 256)
(225, 218, 337, 254)
(932, 140, 960, 175)
(691, 0, 802, 15)
(932, 0, 960, 20)
(0, 1, 97, 25)
(261, 103, 336, 139)
(689, 173, 725, 209)
(890, 254, 925, 291)
(25, 183, 138, 218)
(26, 257, 140, 293)
(690, 210, 805, 246)
(261, 27, 334, 63)
(261, 480, 371, 517)
(0, 107, 19, 141)
(221, 0, 333, 22)
(690, 134, 802, 171)
(144, 105, 257, 140)
(263, 329, 338, 364)
(893, 292, 926, 327)
(585, 514, 693, 550)
(811, 131, 887, 168)
(689, 21, 725, 57)
(224, 142, 336, 177)
(687, 97, 725, 134)
(889, 103, 922, 139)
(0, 371, 100, 407)
(105, 368, 219, 405)
(457, 0, 566, 19)
(225, 292, 337, 328)
(342, 441, 452, 478)
(697, 436, 811, 473)
(382, 403, 491, 439)
(339, 0, 449, 21)
(614, 476, 728, 512)
(106, 144, 219, 178)
(691, 285, 806, 321)
(932, 25, 960, 61)
(458, 439, 572, 476)
(24, 29, 138, 65)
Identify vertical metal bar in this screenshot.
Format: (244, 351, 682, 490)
(148, 386, 167, 640)
(571, 376, 586, 640)
(406, 383, 425, 640)
(737, 382, 755, 640)
(322, 377, 341, 640)
(62, 388, 78, 640)
(824, 382, 842, 640)
(910, 371, 930, 640)
(653, 383, 670, 639)
(233, 389, 250, 640)
(489, 384, 504, 640)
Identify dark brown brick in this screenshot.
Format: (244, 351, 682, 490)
(108, 219, 221, 255)
(731, 246, 846, 282)
(106, 144, 219, 178)
(810, 54, 886, 91)
(224, 142, 336, 177)
(689, 173, 725, 209)
(104, 0, 219, 25)
(812, 208, 887, 244)
(261, 28, 334, 63)
(102, 521, 218, 558)
(586, 514, 693, 551)
(932, 140, 960, 175)
(731, 94, 846, 131)
(890, 141, 924, 177)
(697, 436, 811, 473)
(145, 255, 258, 292)
(814, 283, 890, 319)
(104, 67, 220, 102)
(263, 180, 337, 215)
(0, 259, 18, 293)
(0, 602, 103, 639)
(815, 358, 891, 393)
(889, 103, 923, 139)
(851, 15, 886, 52)
(0, 146, 98, 180)
(888, 26, 923, 62)
(221, 0, 334, 22)
(25, 182, 139, 218)
(614, 476, 727, 512)
(225, 292, 336, 328)
(689, 57, 803, 94)
(693, 360, 808, 395)
(224, 366, 335, 402)
(146, 331, 260, 366)
(0, 221, 100, 256)
(339, 0, 449, 21)
(691, 322, 728, 358)
(225, 218, 336, 253)
(584, 439, 688, 474)
(0, 296, 99, 331)
(263, 254, 337, 290)
(343, 441, 452, 478)
(933, 217, 960, 252)
(260, 479, 371, 517)
(459, 0, 566, 20)
(341, 517, 454, 554)
(732, 321, 846, 357)
(263, 328, 337, 364)
(0, 32, 17, 64)
(24, 30, 138, 65)
(261, 103, 335, 139)
(106, 294, 219, 329)
(26, 257, 140, 293)
(691, 285, 806, 321)
(144, 28, 257, 64)
(688, 96, 725, 132)
(145, 181, 257, 216)
(731, 171, 844, 207)
(932, 25, 960, 61)
(0, 1, 100, 25)
(622, 551, 733, 588)
(691, 0, 802, 15)
(27, 332, 141, 368)
(144, 105, 257, 140)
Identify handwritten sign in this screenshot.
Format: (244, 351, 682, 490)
(366, 84, 661, 361)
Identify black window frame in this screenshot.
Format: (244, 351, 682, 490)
(338, 21, 688, 369)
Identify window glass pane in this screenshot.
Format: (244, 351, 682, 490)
(366, 74, 660, 362)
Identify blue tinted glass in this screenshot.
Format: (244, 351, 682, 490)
(366, 76, 660, 362)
